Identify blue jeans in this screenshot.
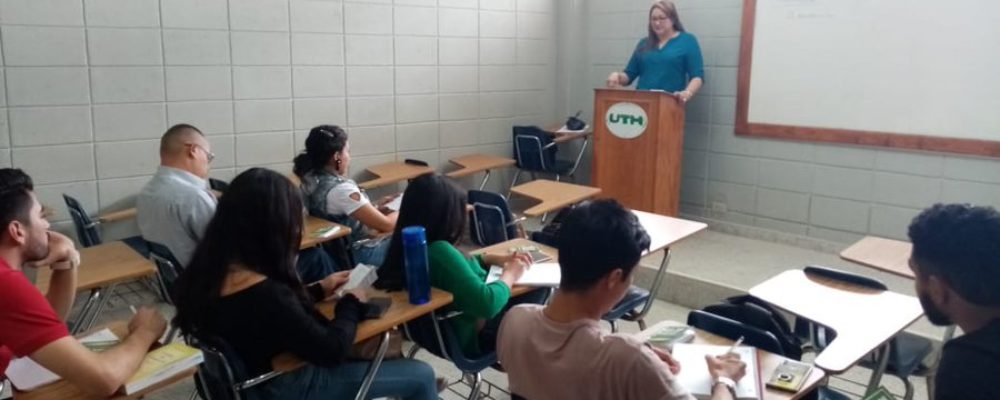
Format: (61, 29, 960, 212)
(351, 237, 391, 268)
(251, 359, 437, 400)
(296, 247, 337, 283)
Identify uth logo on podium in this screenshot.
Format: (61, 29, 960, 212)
(606, 102, 648, 139)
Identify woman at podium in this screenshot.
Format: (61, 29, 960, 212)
(605, 0, 704, 103)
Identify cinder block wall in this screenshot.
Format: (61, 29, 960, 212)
(0, 0, 559, 240)
(579, 0, 1000, 244)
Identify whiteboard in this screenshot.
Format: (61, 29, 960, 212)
(738, 0, 1000, 156)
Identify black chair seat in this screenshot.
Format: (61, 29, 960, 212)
(603, 286, 649, 321)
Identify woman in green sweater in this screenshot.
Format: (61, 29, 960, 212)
(377, 174, 546, 356)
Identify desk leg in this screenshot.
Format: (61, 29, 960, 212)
(478, 170, 491, 191)
(354, 331, 390, 400)
(865, 342, 892, 397)
(80, 283, 118, 334)
(70, 288, 103, 335)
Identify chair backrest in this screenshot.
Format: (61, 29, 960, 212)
(512, 126, 557, 173)
(702, 295, 803, 360)
(62, 194, 101, 247)
(147, 241, 183, 305)
(468, 190, 517, 246)
(403, 312, 497, 374)
(687, 310, 786, 356)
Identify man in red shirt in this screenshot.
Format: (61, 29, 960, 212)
(0, 168, 167, 396)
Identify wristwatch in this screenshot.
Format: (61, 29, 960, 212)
(713, 377, 737, 397)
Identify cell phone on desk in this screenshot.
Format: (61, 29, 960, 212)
(403, 158, 428, 166)
(364, 297, 392, 320)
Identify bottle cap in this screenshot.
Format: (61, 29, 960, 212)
(401, 226, 426, 246)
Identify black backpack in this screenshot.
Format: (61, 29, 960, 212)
(528, 206, 576, 247)
(702, 295, 804, 360)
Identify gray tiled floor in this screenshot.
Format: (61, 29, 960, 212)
(6, 227, 934, 400)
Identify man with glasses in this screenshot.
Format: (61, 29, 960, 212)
(136, 124, 219, 267)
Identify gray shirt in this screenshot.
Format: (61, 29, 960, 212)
(136, 166, 217, 266)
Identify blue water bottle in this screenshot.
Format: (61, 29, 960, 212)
(402, 226, 431, 305)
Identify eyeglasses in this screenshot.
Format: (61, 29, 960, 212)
(186, 143, 216, 163)
(651, 16, 670, 22)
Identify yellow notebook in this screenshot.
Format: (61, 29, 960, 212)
(124, 343, 204, 394)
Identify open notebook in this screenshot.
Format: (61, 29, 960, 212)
(670, 343, 761, 400)
(485, 262, 561, 287)
(5, 328, 121, 391)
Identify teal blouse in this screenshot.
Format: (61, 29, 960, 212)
(623, 32, 705, 92)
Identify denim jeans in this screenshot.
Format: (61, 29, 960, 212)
(251, 359, 437, 400)
(351, 237, 391, 268)
(296, 247, 337, 283)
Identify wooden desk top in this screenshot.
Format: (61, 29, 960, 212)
(97, 208, 138, 224)
(749, 270, 924, 373)
(445, 154, 516, 179)
(840, 236, 914, 279)
(635, 321, 825, 400)
(544, 124, 593, 144)
(631, 210, 707, 254)
(35, 241, 156, 294)
(300, 216, 351, 249)
(13, 323, 197, 400)
(473, 238, 558, 297)
(271, 288, 454, 372)
(357, 161, 434, 190)
(510, 180, 601, 217)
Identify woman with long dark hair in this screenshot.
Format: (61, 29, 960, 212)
(377, 174, 545, 356)
(606, 0, 704, 103)
(172, 168, 437, 400)
(294, 125, 396, 267)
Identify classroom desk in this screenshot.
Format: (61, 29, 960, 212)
(473, 238, 558, 297)
(271, 288, 453, 400)
(840, 236, 914, 279)
(445, 154, 516, 190)
(749, 269, 924, 394)
(300, 216, 351, 249)
(35, 241, 157, 334)
(635, 320, 826, 400)
(509, 179, 601, 217)
(544, 124, 593, 144)
(13, 323, 198, 400)
(357, 161, 435, 190)
(96, 208, 138, 224)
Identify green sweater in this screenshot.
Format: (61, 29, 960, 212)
(427, 241, 511, 355)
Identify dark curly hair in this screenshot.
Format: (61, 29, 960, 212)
(908, 203, 1000, 306)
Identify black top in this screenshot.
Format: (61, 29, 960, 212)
(203, 279, 365, 377)
(935, 319, 1000, 400)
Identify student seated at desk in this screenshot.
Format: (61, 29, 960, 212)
(172, 168, 437, 400)
(497, 199, 746, 400)
(137, 123, 334, 282)
(908, 204, 1000, 400)
(377, 174, 546, 356)
(295, 125, 398, 268)
(0, 168, 168, 396)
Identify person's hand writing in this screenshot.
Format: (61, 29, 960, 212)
(649, 345, 682, 375)
(128, 307, 168, 341)
(25, 231, 80, 270)
(706, 353, 746, 382)
(499, 258, 529, 288)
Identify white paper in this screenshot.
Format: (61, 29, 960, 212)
(384, 195, 403, 212)
(485, 262, 561, 287)
(669, 343, 760, 400)
(337, 263, 378, 296)
(5, 329, 120, 391)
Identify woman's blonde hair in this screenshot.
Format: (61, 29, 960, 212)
(644, 1, 685, 51)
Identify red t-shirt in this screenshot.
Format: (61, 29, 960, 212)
(0, 259, 70, 374)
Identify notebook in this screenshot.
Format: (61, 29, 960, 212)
(384, 194, 403, 212)
(670, 343, 761, 400)
(485, 262, 561, 287)
(5, 328, 121, 391)
(124, 342, 203, 394)
(646, 323, 696, 351)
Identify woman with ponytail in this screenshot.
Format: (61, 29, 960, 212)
(294, 125, 397, 268)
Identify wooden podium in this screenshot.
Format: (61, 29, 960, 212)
(591, 88, 686, 216)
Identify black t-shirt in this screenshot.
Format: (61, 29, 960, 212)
(935, 319, 1000, 400)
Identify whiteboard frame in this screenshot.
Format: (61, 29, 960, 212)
(734, 0, 1000, 158)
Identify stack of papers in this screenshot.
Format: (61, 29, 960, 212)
(338, 263, 378, 296)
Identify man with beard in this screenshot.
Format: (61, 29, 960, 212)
(0, 168, 167, 396)
(908, 203, 1000, 400)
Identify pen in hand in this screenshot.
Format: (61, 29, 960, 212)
(129, 305, 138, 314)
(726, 336, 745, 355)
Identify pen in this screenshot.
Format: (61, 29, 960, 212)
(129, 305, 138, 314)
(726, 336, 744, 355)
